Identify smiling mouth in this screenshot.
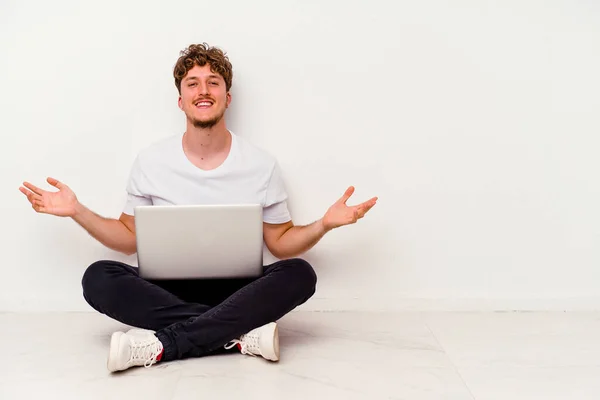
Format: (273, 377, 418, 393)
(194, 100, 213, 109)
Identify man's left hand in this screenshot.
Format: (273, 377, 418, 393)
(322, 186, 378, 231)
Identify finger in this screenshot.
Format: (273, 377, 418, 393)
(356, 199, 377, 218)
(353, 197, 378, 213)
(27, 192, 42, 204)
(27, 190, 42, 201)
(356, 197, 378, 208)
(22, 182, 44, 196)
(47, 177, 65, 190)
(19, 187, 32, 197)
(337, 186, 355, 205)
(34, 200, 48, 213)
(31, 200, 48, 213)
(357, 203, 376, 218)
(19, 188, 38, 204)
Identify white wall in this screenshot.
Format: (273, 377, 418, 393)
(2, 0, 599, 312)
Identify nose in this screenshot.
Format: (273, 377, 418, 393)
(198, 82, 209, 95)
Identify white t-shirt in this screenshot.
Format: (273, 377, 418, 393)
(122, 131, 291, 224)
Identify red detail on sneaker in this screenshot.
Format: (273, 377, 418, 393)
(156, 349, 164, 362)
(236, 343, 242, 352)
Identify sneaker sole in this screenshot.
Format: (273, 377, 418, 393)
(107, 331, 125, 372)
(260, 322, 280, 362)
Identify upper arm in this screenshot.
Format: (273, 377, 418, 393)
(263, 220, 293, 257)
(119, 212, 136, 235)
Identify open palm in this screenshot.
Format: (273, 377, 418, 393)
(19, 177, 79, 217)
(323, 186, 378, 231)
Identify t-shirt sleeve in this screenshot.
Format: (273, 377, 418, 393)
(122, 155, 152, 216)
(263, 161, 292, 224)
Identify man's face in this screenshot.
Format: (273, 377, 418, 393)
(178, 64, 231, 129)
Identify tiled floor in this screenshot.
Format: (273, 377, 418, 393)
(2, 311, 600, 399)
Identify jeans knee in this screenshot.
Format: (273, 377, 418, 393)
(82, 261, 105, 291)
(81, 260, 120, 307)
(287, 258, 317, 296)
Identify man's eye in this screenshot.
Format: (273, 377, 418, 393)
(209, 81, 219, 85)
(188, 83, 197, 87)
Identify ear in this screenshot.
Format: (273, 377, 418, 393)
(226, 92, 232, 108)
(178, 96, 183, 110)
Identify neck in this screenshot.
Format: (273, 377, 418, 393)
(183, 120, 230, 158)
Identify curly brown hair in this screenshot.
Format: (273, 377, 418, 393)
(173, 43, 233, 94)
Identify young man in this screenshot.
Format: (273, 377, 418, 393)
(19, 43, 377, 372)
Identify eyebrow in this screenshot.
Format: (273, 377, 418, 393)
(184, 75, 222, 82)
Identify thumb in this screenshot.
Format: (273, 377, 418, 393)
(337, 186, 355, 205)
(47, 177, 65, 190)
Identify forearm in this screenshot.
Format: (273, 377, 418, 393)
(71, 203, 136, 255)
(274, 218, 329, 259)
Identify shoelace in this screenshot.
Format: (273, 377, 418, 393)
(130, 337, 164, 368)
(224, 333, 260, 357)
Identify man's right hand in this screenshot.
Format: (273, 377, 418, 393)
(19, 177, 79, 217)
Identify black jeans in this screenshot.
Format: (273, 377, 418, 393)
(81, 258, 317, 361)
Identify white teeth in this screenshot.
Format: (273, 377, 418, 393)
(196, 102, 212, 107)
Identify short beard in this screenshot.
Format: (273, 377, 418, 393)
(191, 110, 225, 129)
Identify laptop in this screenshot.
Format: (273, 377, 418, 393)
(134, 204, 264, 280)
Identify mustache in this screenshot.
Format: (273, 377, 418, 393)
(193, 97, 215, 103)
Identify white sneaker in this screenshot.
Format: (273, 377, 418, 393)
(225, 322, 280, 361)
(126, 328, 156, 336)
(107, 329, 164, 372)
